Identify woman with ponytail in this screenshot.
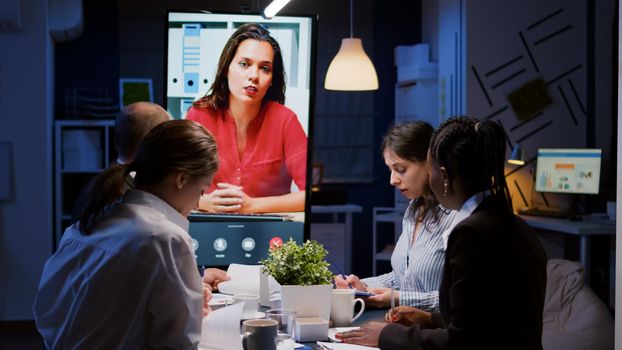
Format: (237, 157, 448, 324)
(334, 121, 458, 311)
(338, 116, 547, 350)
(34, 120, 229, 349)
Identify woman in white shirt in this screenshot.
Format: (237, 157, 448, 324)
(334, 121, 457, 311)
(33, 119, 226, 349)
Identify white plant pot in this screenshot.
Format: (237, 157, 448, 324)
(280, 284, 332, 321)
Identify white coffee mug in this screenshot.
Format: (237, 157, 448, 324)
(233, 293, 260, 319)
(330, 289, 365, 327)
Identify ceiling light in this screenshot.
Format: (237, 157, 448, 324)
(262, 0, 292, 19)
(324, 0, 378, 91)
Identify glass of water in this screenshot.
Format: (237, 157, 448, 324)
(265, 308, 297, 346)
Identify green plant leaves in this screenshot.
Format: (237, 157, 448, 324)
(260, 239, 333, 286)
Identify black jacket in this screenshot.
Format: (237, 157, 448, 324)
(379, 197, 547, 350)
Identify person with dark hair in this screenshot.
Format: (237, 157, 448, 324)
(70, 101, 171, 223)
(186, 23, 307, 214)
(33, 120, 230, 349)
(334, 121, 457, 311)
(337, 116, 547, 350)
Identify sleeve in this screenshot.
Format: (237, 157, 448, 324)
(362, 271, 399, 289)
(398, 289, 439, 311)
(439, 224, 487, 348)
(146, 236, 203, 350)
(379, 322, 448, 350)
(282, 112, 307, 190)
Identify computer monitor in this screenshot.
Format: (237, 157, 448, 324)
(534, 148, 602, 195)
(164, 10, 315, 267)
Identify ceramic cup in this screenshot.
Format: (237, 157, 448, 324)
(330, 289, 365, 327)
(242, 319, 278, 350)
(233, 293, 260, 319)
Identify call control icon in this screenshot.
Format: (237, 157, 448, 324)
(242, 238, 255, 251)
(213, 238, 227, 252)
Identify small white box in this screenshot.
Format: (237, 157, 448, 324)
(294, 317, 328, 342)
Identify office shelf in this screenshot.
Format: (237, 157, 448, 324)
(54, 120, 115, 246)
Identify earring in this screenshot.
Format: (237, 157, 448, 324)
(443, 180, 449, 198)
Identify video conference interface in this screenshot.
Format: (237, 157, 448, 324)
(166, 11, 315, 266)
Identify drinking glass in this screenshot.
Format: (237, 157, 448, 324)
(265, 308, 297, 341)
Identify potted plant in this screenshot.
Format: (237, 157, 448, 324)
(260, 239, 333, 321)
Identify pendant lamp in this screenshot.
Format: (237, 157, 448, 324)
(324, 0, 378, 91)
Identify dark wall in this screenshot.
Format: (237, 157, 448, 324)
(54, 0, 119, 117)
(344, 1, 422, 277)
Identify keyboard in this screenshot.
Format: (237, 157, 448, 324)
(188, 211, 292, 222)
(518, 207, 569, 218)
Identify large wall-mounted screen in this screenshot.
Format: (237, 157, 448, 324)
(165, 10, 315, 267)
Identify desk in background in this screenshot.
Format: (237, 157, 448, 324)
(311, 204, 363, 275)
(519, 214, 615, 284)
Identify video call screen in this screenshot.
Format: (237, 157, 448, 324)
(165, 10, 315, 266)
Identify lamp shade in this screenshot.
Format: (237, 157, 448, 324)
(507, 143, 525, 165)
(324, 38, 378, 91)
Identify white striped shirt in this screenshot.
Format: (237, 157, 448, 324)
(363, 200, 458, 311)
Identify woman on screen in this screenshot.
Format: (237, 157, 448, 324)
(186, 23, 307, 214)
(334, 121, 457, 311)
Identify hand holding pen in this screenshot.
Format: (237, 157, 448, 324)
(385, 305, 434, 327)
(333, 273, 368, 291)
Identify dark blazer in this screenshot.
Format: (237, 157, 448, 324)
(379, 196, 547, 350)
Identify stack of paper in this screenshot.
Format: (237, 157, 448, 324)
(198, 301, 244, 350)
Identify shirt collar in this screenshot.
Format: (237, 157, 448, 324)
(441, 191, 490, 250)
(124, 189, 189, 232)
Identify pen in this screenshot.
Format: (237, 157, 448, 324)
(338, 274, 353, 289)
(199, 265, 205, 278)
(390, 287, 395, 319)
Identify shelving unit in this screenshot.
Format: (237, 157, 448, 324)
(372, 207, 404, 275)
(54, 120, 115, 246)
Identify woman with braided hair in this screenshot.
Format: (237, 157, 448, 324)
(337, 116, 547, 350)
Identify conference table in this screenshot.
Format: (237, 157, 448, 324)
(297, 308, 387, 349)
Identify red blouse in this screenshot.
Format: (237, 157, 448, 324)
(186, 101, 307, 197)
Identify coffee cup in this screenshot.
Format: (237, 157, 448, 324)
(242, 319, 278, 350)
(330, 289, 365, 327)
(233, 293, 260, 319)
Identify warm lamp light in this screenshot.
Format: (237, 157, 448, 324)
(507, 143, 525, 165)
(324, 0, 378, 91)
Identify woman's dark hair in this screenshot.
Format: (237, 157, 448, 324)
(382, 121, 443, 226)
(193, 23, 286, 113)
(429, 116, 513, 213)
(78, 120, 219, 234)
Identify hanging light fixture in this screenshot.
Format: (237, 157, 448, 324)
(324, 0, 378, 91)
(262, 0, 292, 19)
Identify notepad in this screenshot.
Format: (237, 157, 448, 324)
(199, 301, 244, 350)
